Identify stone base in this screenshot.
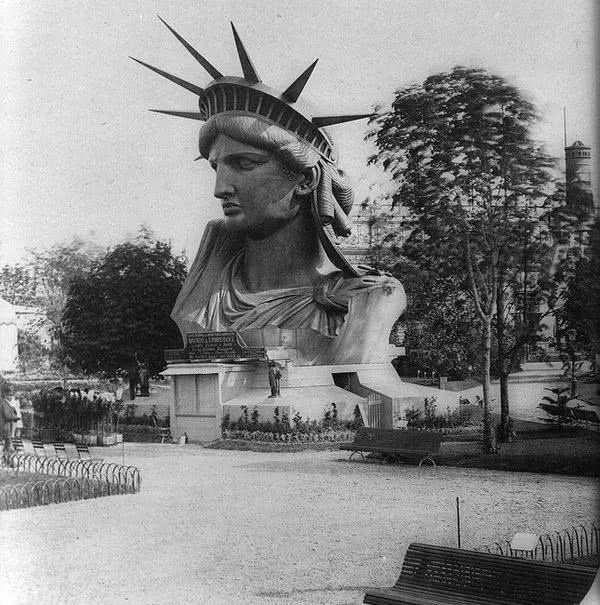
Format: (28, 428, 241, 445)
(162, 360, 460, 442)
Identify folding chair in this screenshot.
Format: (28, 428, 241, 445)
(53, 442, 69, 459)
(75, 444, 103, 463)
(11, 437, 24, 453)
(158, 427, 174, 444)
(32, 440, 46, 456)
(64, 443, 80, 459)
(21, 439, 36, 455)
(43, 443, 58, 457)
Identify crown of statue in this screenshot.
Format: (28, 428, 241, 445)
(131, 18, 372, 163)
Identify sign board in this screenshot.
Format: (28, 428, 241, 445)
(187, 332, 240, 360)
(165, 331, 266, 363)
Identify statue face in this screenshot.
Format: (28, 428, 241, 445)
(208, 135, 303, 239)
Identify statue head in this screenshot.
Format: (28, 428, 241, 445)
(133, 18, 372, 274)
(198, 114, 354, 241)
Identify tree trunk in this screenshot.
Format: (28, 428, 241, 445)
(499, 371, 509, 421)
(569, 356, 577, 398)
(495, 287, 512, 439)
(481, 317, 495, 453)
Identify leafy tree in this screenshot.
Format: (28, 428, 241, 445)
(60, 229, 187, 378)
(547, 215, 600, 396)
(29, 238, 104, 338)
(369, 66, 560, 450)
(17, 330, 49, 374)
(558, 217, 600, 359)
(1, 239, 103, 380)
(379, 249, 483, 380)
(0, 264, 39, 306)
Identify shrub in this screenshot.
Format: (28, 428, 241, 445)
(221, 404, 359, 440)
(406, 400, 475, 431)
(538, 386, 576, 429)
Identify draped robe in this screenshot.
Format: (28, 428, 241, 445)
(172, 220, 405, 365)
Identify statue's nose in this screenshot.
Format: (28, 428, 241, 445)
(214, 165, 235, 199)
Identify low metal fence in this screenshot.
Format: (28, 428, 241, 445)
(482, 523, 600, 564)
(1, 453, 141, 511)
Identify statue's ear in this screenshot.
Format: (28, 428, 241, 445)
(295, 167, 319, 197)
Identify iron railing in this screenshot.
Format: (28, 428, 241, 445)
(481, 523, 600, 564)
(1, 453, 141, 511)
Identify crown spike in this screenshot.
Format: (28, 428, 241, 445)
(131, 57, 205, 96)
(150, 110, 205, 121)
(157, 16, 223, 80)
(230, 22, 261, 83)
(281, 59, 318, 103)
(312, 114, 373, 128)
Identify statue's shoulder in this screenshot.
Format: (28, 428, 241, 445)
(324, 268, 404, 291)
(315, 269, 405, 313)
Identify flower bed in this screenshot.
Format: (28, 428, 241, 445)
(222, 428, 355, 443)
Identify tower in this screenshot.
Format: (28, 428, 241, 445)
(565, 140, 594, 216)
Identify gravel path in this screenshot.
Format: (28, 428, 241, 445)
(1, 444, 598, 605)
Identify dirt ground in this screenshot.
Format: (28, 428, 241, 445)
(0, 444, 598, 605)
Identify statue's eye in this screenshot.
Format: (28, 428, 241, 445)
(235, 157, 257, 170)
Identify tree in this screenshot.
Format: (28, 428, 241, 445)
(369, 66, 560, 450)
(559, 217, 600, 359)
(60, 229, 187, 378)
(549, 216, 600, 395)
(0, 264, 39, 306)
(401, 275, 482, 380)
(29, 238, 104, 338)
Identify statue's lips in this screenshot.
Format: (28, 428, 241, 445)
(221, 202, 242, 215)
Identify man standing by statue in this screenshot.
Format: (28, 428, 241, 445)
(133, 18, 406, 368)
(268, 361, 282, 398)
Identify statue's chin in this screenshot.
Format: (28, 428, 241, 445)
(225, 215, 297, 241)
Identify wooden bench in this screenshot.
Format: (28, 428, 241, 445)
(363, 543, 596, 605)
(572, 407, 600, 430)
(340, 428, 441, 466)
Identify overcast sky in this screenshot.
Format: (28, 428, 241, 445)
(2, 0, 597, 264)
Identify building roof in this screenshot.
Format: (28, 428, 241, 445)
(0, 298, 17, 324)
(566, 140, 589, 149)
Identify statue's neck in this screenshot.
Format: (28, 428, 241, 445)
(241, 211, 334, 292)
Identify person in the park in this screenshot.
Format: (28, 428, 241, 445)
(134, 19, 406, 365)
(0, 379, 20, 452)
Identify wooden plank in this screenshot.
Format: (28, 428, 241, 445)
(373, 543, 597, 605)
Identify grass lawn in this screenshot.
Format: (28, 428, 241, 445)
(0, 470, 56, 487)
(209, 424, 600, 477)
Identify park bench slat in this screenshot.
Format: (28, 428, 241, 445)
(365, 584, 515, 605)
(364, 543, 596, 605)
(341, 428, 441, 466)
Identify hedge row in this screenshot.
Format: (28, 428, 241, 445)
(122, 424, 163, 443)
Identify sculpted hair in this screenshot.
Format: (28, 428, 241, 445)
(198, 114, 354, 236)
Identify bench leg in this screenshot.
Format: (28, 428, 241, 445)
(418, 456, 436, 467)
(348, 450, 365, 461)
